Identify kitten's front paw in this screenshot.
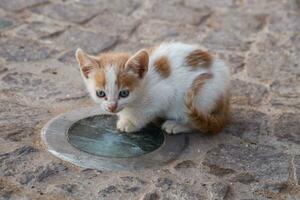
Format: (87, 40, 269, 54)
(117, 118, 140, 133)
(162, 120, 192, 134)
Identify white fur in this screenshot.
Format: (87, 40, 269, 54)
(117, 42, 230, 133)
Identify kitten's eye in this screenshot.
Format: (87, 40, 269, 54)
(96, 90, 106, 98)
(119, 90, 130, 98)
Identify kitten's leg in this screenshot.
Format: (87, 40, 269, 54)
(117, 111, 150, 133)
(162, 120, 193, 135)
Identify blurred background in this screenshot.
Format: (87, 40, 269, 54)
(0, 0, 299, 199)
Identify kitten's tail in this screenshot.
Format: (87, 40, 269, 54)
(185, 73, 230, 134)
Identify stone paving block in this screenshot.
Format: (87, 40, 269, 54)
(0, 59, 87, 103)
(184, 0, 236, 9)
(246, 33, 295, 83)
(242, 0, 299, 14)
(203, 11, 267, 51)
(270, 96, 300, 111)
(0, 145, 38, 176)
(31, 2, 100, 24)
(295, 155, 300, 184)
(269, 12, 300, 33)
(208, 182, 229, 200)
(274, 113, 300, 146)
(53, 28, 117, 54)
(203, 144, 289, 183)
(225, 109, 270, 144)
(154, 176, 207, 200)
(149, 1, 212, 25)
(97, 176, 148, 200)
(142, 191, 159, 200)
(0, 99, 48, 141)
(76, 0, 141, 16)
(135, 20, 199, 44)
(85, 12, 139, 38)
(0, 37, 58, 62)
(13, 19, 67, 40)
(231, 79, 268, 106)
(0, 0, 48, 12)
(113, 40, 150, 53)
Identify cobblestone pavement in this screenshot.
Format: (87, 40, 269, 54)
(0, 0, 299, 199)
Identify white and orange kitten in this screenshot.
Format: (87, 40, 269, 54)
(75, 42, 230, 134)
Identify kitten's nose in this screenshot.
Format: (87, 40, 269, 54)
(107, 103, 118, 113)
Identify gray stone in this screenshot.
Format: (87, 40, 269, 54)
(76, 0, 141, 16)
(270, 96, 300, 111)
(203, 12, 267, 51)
(203, 144, 289, 183)
(149, 2, 212, 25)
(0, 145, 37, 176)
(57, 51, 77, 65)
(0, 60, 87, 103)
(174, 160, 197, 170)
(0, 37, 58, 62)
(184, 0, 236, 9)
(274, 113, 300, 145)
(231, 79, 268, 106)
(155, 178, 207, 200)
(53, 28, 117, 54)
(113, 41, 149, 53)
(14, 20, 67, 40)
(36, 163, 68, 182)
(98, 183, 142, 199)
(16, 163, 68, 185)
(60, 184, 77, 194)
(231, 173, 256, 184)
(98, 185, 120, 198)
(156, 178, 173, 191)
(294, 155, 300, 184)
(246, 33, 298, 84)
(143, 192, 160, 200)
(0, 0, 48, 12)
(0, 100, 47, 141)
(135, 20, 198, 44)
(203, 31, 252, 51)
(85, 12, 139, 38)
(119, 176, 146, 185)
(209, 182, 229, 200)
(260, 183, 288, 193)
(31, 2, 100, 24)
(241, 0, 296, 14)
(269, 12, 300, 33)
(224, 109, 269, 143)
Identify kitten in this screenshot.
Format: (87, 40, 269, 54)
(75, 42, 230, 134)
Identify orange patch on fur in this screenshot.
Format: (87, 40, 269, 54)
(117, 72, 139, 90)
(96, 53, 130, 70)
(154, 56, 171, 78)
(186, 49, 213, 68)
(94, 69, 106, 88)
(185, 73, 230, 134)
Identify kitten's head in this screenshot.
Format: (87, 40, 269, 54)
(75, 48, 149, 113)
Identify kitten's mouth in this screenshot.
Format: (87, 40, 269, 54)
(104, 107, 123, 113)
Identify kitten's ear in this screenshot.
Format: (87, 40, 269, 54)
(75, 48, 99, 78)
(125, 49, 149, 78)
